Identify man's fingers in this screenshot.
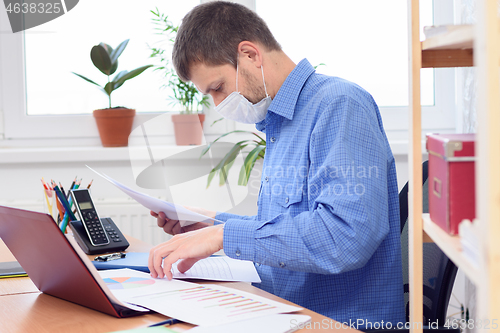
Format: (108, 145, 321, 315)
(183, 223, 202, 233)
(148, 247, 159, 278)
(150, 211, 158, 218)
(156, 212, 167, 227)
(153, 248, 167, 279)
(172, 221, 184, 235)
(177, 258, 200, 273)
(162, 252, 181, 281)
(163, 220, 180, 235)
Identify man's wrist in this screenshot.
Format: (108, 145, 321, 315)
(217, 223, 224, 250)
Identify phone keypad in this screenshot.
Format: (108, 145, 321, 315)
(82, 211, 109, 246)
(104, 224, 122, 242)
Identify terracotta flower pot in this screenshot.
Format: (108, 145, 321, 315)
(93, 108, 136, 147)
(171, 114, 206, 146)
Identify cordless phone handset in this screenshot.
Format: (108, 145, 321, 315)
(70, 189, 110, 246)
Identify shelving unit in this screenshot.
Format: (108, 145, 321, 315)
(422, 214, 480, 285)
(408, 1, 500, 333)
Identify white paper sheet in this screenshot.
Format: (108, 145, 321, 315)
(172, 256, 261, 283)
(87, 166, 221, 226)
(98, 269, 301, 327)
(93, 253, 261, 283)
(186, 314, 311, 333)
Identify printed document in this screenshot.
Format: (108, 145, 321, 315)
(99, 268, 301, 327)
(87, 166, 220, 226)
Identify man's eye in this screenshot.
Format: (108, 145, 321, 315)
(214, 84, 222, 92)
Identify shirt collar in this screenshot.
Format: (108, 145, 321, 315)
(267, 58, 315, 121)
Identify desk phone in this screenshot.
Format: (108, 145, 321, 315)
(69, 189, 129, 255)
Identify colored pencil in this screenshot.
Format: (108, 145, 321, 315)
(52, 180, 77, 221)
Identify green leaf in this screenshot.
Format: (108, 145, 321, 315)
(113, 65, 153, 87)
(211, 117, 224, 127)
(219, 158, 235, 186)
(109, 61, 118, 76)
(112, 70, 128, 90)
(200, 130, 265, 158)
(72, 72, 106, 94)
(104, 81, 114, 96)
(91, 44, 112, 76)
(313, 62, 326, 70)
(110, 39, 129, 67)
(100, 43, 117, 75)
(238, 145, 266, 186)
(206, 142, 247, 188)
(72, 72, 100, 87)
(100, 43, 113, 55)
(206, 168, 217, 188)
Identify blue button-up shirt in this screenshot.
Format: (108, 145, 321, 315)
(216, 59, 404, 325)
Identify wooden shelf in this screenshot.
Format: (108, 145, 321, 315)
(422, 214, 480, 285)
(421, 25, 473, 68)
(422, 25, 474, 50)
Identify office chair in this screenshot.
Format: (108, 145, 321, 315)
(363, 161, 460, 333)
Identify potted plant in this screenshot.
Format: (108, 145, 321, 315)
(73, 39, 152, 147)
(201, 130, 266, 187)
(149, 8, 209, 146)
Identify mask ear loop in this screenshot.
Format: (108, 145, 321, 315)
(236, 55, 240, 93)
(261, 65, 269, 97)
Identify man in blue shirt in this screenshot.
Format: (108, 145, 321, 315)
(148, 1, 404, 326)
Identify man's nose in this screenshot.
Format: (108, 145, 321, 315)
(211, 95, 224, 107)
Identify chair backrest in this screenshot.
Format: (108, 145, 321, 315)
(399, 161, 458, 324)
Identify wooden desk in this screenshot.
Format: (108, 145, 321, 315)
(0, 235, 356, 333)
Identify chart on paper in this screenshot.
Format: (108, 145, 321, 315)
(103, 277, 155, 290)
(126, 284, 301, 326)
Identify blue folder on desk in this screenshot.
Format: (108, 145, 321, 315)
(93, 252, 150, 272)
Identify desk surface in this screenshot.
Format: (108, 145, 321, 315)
(0, 234, 356, 333)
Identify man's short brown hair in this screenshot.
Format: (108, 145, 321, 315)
(172, 1, 281, 82)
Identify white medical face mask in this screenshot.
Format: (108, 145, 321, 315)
(214, 64, 271, 124)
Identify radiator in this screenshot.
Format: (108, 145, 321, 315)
(0, 198, 172, 246)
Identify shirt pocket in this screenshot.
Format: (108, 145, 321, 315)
(272, 177, 306, 212)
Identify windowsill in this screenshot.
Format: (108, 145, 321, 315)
(0, 145, 211, 164)
(0, 140, 421, 165)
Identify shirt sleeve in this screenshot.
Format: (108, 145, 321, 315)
(223, 95, 393, 275)
(215, 211, 257, 223)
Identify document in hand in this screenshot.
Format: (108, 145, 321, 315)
(87, 166, 220, 226)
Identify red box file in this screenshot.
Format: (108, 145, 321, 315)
(426, 133, 476, 235)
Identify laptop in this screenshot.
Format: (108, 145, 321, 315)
(0, 205, 147, 318)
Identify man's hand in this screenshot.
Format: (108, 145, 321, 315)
(151, 206, 217, 235)
(148, 224, 224, 280)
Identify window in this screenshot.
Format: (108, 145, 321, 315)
(24, 0, 200, 116)
(0, 0, 204, 140)
(257, 0, 435, 107)
(255, 0, 456, 137)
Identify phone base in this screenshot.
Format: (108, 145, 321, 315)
(69, 218, 130, 255)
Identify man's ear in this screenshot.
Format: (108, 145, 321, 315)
(237, 41, 263, 68)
